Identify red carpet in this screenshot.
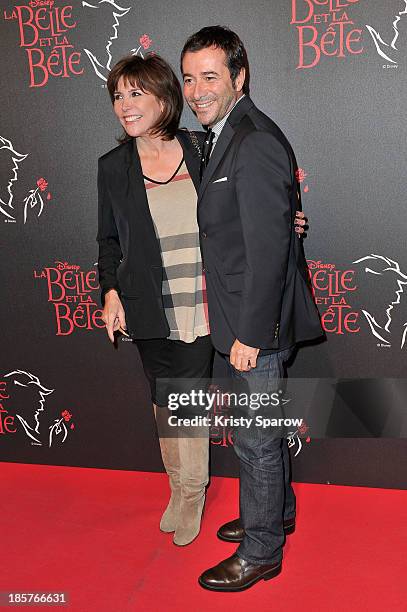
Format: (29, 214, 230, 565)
(0, 463, 405, 611)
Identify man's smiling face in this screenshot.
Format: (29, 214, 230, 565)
(182, 46, 245, 128)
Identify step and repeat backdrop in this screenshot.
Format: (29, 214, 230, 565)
(1, 1, 406, 488)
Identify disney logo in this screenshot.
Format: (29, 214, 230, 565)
(54, 261, 81, 271)
(307, 260, 336, 271)
(29, 0, 55, 8)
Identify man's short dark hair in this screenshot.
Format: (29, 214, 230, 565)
(181, 26, 250, 94)
(107, 54, 183, 141)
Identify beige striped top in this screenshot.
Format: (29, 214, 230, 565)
(144, 160, 210, 343)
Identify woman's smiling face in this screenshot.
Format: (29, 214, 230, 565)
(113, 76, 163, 138)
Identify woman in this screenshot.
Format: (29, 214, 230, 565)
(97, 54, 306, 547)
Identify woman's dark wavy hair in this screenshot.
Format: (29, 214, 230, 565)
(107, 54, 183, 142)
(181, 25, 250, 94)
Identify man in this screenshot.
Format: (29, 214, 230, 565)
(181, 26, 323, 591)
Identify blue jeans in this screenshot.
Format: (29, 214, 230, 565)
(225, 349, 296, 565)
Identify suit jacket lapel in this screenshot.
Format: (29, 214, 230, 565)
(197, 96, 255, 202)
(198, 121, 235, 201)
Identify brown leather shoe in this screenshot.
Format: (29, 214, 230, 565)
(198, 554, 282, 592)
(217, 517, 296, 542)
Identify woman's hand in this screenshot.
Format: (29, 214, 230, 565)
(102, 289, 127, 343)
(294, 210, 308, 235)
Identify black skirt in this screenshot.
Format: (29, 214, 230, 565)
(135, 335, 214, 407)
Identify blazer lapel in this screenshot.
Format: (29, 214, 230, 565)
(125, 139, 162, 265)
(198, 121, 235, 201)
(175, 130, 201, 193)
(126, 139, 149, 213)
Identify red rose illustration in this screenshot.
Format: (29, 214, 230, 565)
(37, 177, 48, 192)
(140, 34, 152, 50)
(61, 410, 73, 422)
(298, 422, 308, 435)
(295, 168, 307, 183)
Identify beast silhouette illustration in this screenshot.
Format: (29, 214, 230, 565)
(366, 1, 407, 64)
(3, 370, 73, 447)
(353, 254, 407, 349)
(0, 135, 28, 222)
(1, 135, 49, 224)
(4, 370, 54, 445)
(82, 0, 131, 81)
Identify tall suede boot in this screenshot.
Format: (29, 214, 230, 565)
(158, 435, 181, 533)
(173, 432, 209, 546)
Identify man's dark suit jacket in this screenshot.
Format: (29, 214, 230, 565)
(197, 95, 322, 354)
(96, 129, 202, 339)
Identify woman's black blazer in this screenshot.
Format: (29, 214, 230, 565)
(97, 129, 202, 339)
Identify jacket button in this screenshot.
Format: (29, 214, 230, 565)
(202, 232, 207, 238)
